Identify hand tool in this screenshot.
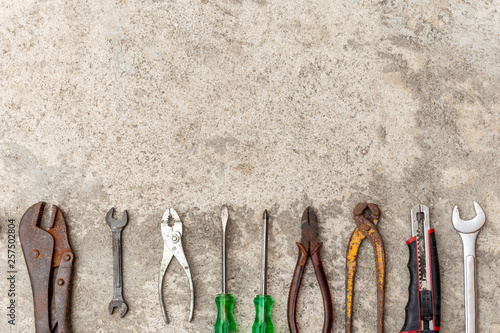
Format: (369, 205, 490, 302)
(252, 210, 274, 333)
(105, 208, 129, 318)
(345, 203, 385, 333)
(215, 205, 237, 333)
(401, 205, 441, 333)
(288, 206, 333, 333)
(452, 201, 486, 333)
(19, 202, 74, 333)
(158, 208, 194, 324)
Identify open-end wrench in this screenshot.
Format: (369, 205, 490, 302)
(452, 201, 486, 333)
(106, 208, 129, 318)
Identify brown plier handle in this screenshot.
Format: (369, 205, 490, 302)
(288, 242, 333, 333)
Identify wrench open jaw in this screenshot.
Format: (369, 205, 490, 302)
(105, 208, 129, 318)
(453, 202, 486, 234)
(452, 201, 486, 333)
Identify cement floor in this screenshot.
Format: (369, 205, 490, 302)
(1, 0, 499, 332)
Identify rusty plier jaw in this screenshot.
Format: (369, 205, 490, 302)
(353, 203, 380, 227)
(300, 206, 319, 253)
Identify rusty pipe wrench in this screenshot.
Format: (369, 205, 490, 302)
(105, 208, 129, 317)
(452, 202, 486, 333)
(345, 203, 385, 333)
(19, 202, 74, 333)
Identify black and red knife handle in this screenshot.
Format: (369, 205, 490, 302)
(401, 236, 420, 332)
(288, 243, 333, 333)
(401, 231, 441, 333)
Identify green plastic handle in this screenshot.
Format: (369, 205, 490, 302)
(215, 294, 237, 333)
(252, 295, 274, 333)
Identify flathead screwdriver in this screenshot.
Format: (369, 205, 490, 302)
(252, 210, 274, 333)
(215, 206, 237, 333)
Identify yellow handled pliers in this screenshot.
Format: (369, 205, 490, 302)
(345, 203, 386, 333)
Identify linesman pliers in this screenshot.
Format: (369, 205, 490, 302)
(288, 206, 333, 333)
(345, 203, 385, 333)
(19, 202, 74, 333)
(158, 208, 194, 324)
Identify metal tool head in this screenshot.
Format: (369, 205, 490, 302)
(161, 208, 183, 241)
(353, 203, 380, 224)
(300, 206, 319, 252)
(452, 201, 486, 234)
(109, 300, 128, 318)
(19, 202, 73, 268)
(410, 204, 430, 237)
(105, 208, 128, 229)
(47, 205, 72, 268)
(23, 201, 46, 227)
(221, 205, 229, 233)
(19, 202, 50, 241)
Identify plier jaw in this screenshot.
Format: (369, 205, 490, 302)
(161, 208, 183, 241)
(300, 206, 319, 253)
(19, 202, 74, 333)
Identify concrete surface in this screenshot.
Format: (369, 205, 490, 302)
(1, 0, 499, 332)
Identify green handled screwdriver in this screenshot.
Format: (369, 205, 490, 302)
(215, 205, 237, 333)
(252, 210, 274, 333)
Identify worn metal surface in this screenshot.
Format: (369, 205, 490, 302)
(19, 202, 74, 333)
(288, 207, 333, 333)
(346, 203, 385, 333)
(158, 208, 194, 324)
(105, 208, 129, 318)
(452, 202, 486, 333)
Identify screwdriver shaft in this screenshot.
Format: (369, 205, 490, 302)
(261, 210, 269, 295)
(221, 206, 229, 294)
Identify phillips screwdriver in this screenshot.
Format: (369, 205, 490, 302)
(215, 206, 237, 333)
(252, 210, 274, 333)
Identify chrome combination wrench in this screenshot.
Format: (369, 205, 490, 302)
(452, 202, 486, 333)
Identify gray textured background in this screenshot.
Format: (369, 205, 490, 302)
(1, 0, 499, 332)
